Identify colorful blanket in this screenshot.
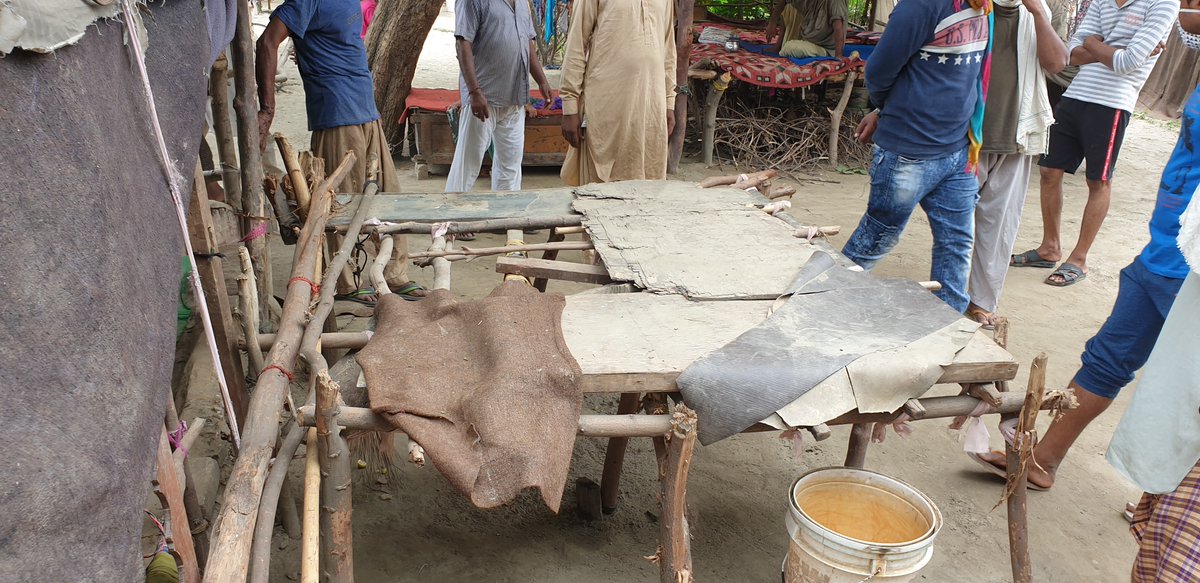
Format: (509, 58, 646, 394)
(690, 23, 867, 90)
(398, 88, 562, 125)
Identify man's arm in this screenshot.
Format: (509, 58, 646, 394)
(829, 0, 849, 58)
(560, 0, 598, 147)
(1026, 0, 1068, 74)
(1083, 0, 1177, 74)
(529, 40, 552, 104)
(765, 0, 787, 41)
(1066, 0, 1100, 64)
(254, 17, 290, 151)
(455, 38, 489, 121)
(864, 0, 936, 109)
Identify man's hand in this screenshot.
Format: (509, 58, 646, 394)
(538, 82, 553, 112)
(1018, 0, 1045, 18)
(765, 21, 778, 42)
(1083, 34, 1105, 52)
(1151, 41, 1166, 56)
(468, 90, 489, 122)
(667, 109, 676, 138)
(257, 108, 275, 154)
(855, 110, 879, 144)
(562, 113, 585, 148)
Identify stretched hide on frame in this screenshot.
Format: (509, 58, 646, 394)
(677, 252, 971, 444)
(0, 2, 210, 580)
(358, 283, 584, 511)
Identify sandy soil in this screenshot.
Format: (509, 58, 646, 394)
(238, 5, 1186, 581)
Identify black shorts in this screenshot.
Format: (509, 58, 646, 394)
(1039, 97, 1131, 182)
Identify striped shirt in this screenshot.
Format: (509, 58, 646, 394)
(1063, 0, 1178, 112)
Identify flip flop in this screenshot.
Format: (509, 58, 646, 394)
(393, 281, 427, 301)
(1010, 249, 1057, 268)
(1045, 263, 1087, 287)
(966, 451, 1051, 491)
(1123, 502, 1137, 524)
(334, 289, 378, 307)
(965, 306, 996, 330)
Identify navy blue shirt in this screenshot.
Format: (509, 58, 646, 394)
(867, 0, 989, 159)
(1141, 85, 1200, 279)
(273, 0, 380, 131)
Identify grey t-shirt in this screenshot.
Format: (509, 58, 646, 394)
(787, 0, 850, 53)
(455, 0, 535, 107)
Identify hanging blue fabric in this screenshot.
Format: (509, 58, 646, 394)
(544, 0, 556, 42)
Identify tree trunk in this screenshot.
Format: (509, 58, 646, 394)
(666, 0, 694, 174)
(366, 0, 447, 144)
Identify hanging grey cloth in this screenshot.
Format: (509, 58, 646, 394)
(677, 252, 965, 445)
(203, 0, 238, 67)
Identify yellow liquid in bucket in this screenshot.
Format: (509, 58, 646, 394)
(795, 482, 931, 545)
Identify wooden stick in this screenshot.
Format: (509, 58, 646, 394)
(275, 134, 312, 221)
(409, 241, 594, 261)
(431, 236, 453, 291)
(248, 423, 306, 583)
(699, 169, 777, 188)
(171, 418, 209, 469)
(238, 247, 266, 375)
(600, 393, 642, 513)
(231, 0, 274, 328)
(301, 427, 320, 583)
(154, 428, 200, 583)
(1006, 354, 1048, 583)
(844, 422, 871, 468)
(316, 370, 353, 583)
(496, 256, 612, 285)
(733, 170, 778, 190)
(187, 162, 250, 425)
(370, 235, 395, 295)
(659, 405, 698, 583)
(827, 71, 859, 169)
(919, 281, 943, 292)
(791, 226, 841, 239)
(204, 159, 343, 583)
(372, 215, 583, 236)
(553, 225, 588, 235)
(967, 383, 1004, 407)
(768, 186, 797, 200)
(209, 53, 242, 212)
(806, 423, 832, 441)
(702, 72, 731, 167)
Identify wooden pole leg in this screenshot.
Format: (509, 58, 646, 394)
(1006, 354, 1049, 583)
(659, 405, 697, 583)
(599, 392, 643, 514)
(844, 422, 871, 468)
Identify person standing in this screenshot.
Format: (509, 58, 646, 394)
(970, 27, 1200, 488)
(965, 0, 1067, 327)
(558, 0, 677, 186)
(842, 0, 992, 313)
(256, 0, 423, 299)
(1010, 0, 1178, 287)
(446, 0, 552, 193)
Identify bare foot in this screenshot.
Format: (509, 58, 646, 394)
(965, 303, 996, 329)
(976, 450, 1056, 490)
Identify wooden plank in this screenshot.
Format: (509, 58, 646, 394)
(187, 163, 249, 423)
(154, 428, 200, 583)
(327, 188, 578, 227)
(495, 256, 613, 285)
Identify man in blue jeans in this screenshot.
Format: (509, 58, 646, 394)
(844, 0, 992, 312)
(971, 47, 1200, 488)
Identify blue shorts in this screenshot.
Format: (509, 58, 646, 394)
(1074, 258, 1184, 399)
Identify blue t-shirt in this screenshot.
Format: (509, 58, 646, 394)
(867, 0, 989, 159)
(273, 0, 380, 131)
(1140, 85, 1200, 279)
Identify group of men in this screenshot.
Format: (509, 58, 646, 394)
(250, 0, 1200, 576)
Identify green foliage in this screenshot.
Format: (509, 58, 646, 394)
(702, 0, 873, 27)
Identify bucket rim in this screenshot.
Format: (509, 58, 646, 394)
(788, 466, 943, 552)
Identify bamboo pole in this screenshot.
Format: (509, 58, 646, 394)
(231, 0, 274, 326)
(203, 154, 354, 583)
(843, 423, 871, 468)
(370, 235, 395, 294)
(702, 72, 731, 167)
(275, 134, 312, 222)
(301, 427, 320, 583)
(659, 405, 698, 583)
(210, 53, 242, 212)
(828, 71, 859, 169)
(409, 241, 593, 261)
(600, 393, 643, 513)
(1006, 354, 1048, 583)
(238, 247, 266, 375)
(315, 369, 353, 583)
(371, 215, 583, 235)
(248, 424, 306, 583)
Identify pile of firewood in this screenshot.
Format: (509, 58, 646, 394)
(709, 103, 872, 173)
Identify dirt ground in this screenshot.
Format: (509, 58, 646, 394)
(230, 5, 1188, 581)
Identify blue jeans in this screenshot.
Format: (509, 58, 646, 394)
(842, 145, 979, 312)
(1073, 258, 1184, 399)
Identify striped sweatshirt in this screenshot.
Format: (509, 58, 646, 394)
(1063, 0, 1178, 112)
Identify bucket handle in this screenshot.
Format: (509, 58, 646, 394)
(855, 564, 884, 583)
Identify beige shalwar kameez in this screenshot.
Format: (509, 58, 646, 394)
(559, 0, 677, 186)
